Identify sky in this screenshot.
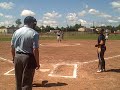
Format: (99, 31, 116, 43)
(0, 0, 120, 27)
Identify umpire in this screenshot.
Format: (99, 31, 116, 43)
(11, 16, 40, 90)
(95, 29, 106, 73)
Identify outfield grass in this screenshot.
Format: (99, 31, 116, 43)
(0, 32, 120, 41)
(40, 32, 120, 40)
(0, 34, 12, 41)
(108, 34, 120, 40)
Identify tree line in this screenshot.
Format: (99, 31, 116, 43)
(0, 19, 120, 33)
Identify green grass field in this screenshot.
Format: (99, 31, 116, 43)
(0, 34, 12, 41)
(0, 32, 120, 41)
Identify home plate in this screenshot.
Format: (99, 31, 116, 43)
(48, 64, 78, 78)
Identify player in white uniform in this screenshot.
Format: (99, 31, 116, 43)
(105, 29, 109, 40)
(56, 30, 62, 43)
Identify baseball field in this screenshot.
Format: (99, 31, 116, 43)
(0, 33, 120, 90)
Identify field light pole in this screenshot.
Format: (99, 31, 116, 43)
(66, 19, 68, 32)
(93, 21, 94, 28)
(41, 20, 44, 33)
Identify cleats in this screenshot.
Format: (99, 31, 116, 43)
(97, 70, 102, 73)
(97, 69, 106, 73)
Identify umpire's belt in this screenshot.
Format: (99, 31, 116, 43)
(16, 52, 33, 56)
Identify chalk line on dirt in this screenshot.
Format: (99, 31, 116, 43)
(0, 54, 120, 78)
(0, 57, 12, 63)
(4, 68, 14, 76)
(80, 55, 120, 64)
(4, 68, 50, 76)
(48, 63, 78, 78)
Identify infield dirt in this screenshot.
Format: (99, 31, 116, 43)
(0, 40, 120, 90)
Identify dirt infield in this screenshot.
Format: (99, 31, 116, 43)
(0, 40, 120, 90)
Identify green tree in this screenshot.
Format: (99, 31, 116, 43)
(45, 26, 51, 32)
(106, 25, 114, 33)
(74, 24, 82, 31)
(116, 24, 120, 30)
(56, 26, 60, 30)
(15, 19, 22, 28)
(35, 26, 41, 32)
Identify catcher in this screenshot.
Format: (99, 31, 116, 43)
(95, 29, 106, 72)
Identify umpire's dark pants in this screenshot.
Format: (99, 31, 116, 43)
(98, 48, 106, 70)
(14, 53, 35, 90)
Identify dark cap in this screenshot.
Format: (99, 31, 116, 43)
(24, 16, 37, 24)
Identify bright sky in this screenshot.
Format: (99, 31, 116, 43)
(0, 0, 120, 27)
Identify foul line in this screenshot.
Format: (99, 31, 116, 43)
(80, 54, 120, 64)
(1, 54, 120, 65)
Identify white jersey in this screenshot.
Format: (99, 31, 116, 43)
(105, 33, 109, 40)
(56, 31, 62, 40)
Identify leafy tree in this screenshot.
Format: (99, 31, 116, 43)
(15, 19, 22, 28)
(61, 27, 66, 31)
(56, 26, 60, 30)
(74, 24, 82, 31)
(40, 25, 46, 32)
(116, 24, 120, 30)
(35, 26, 41, 32)
(45, 26, 51, 32)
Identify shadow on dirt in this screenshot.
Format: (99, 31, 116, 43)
(106, 69, 120, 73)
(32, 80, 68, 87)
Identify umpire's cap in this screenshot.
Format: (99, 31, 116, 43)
(24, 16, 37, 24)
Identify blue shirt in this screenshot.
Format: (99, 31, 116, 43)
(98, 34, 106, 48)
(11, 25, 39, 54)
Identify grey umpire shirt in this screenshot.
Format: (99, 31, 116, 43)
(11, 25, 39, 54)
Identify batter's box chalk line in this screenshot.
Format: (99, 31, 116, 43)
(48, 63, 78, 78)
(39, 43, 81, 47)
(0, 57, 13, 63)
(4, 68, 15, 76)
(4, 68, 50, 76)
(1, 55, 120, 77)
